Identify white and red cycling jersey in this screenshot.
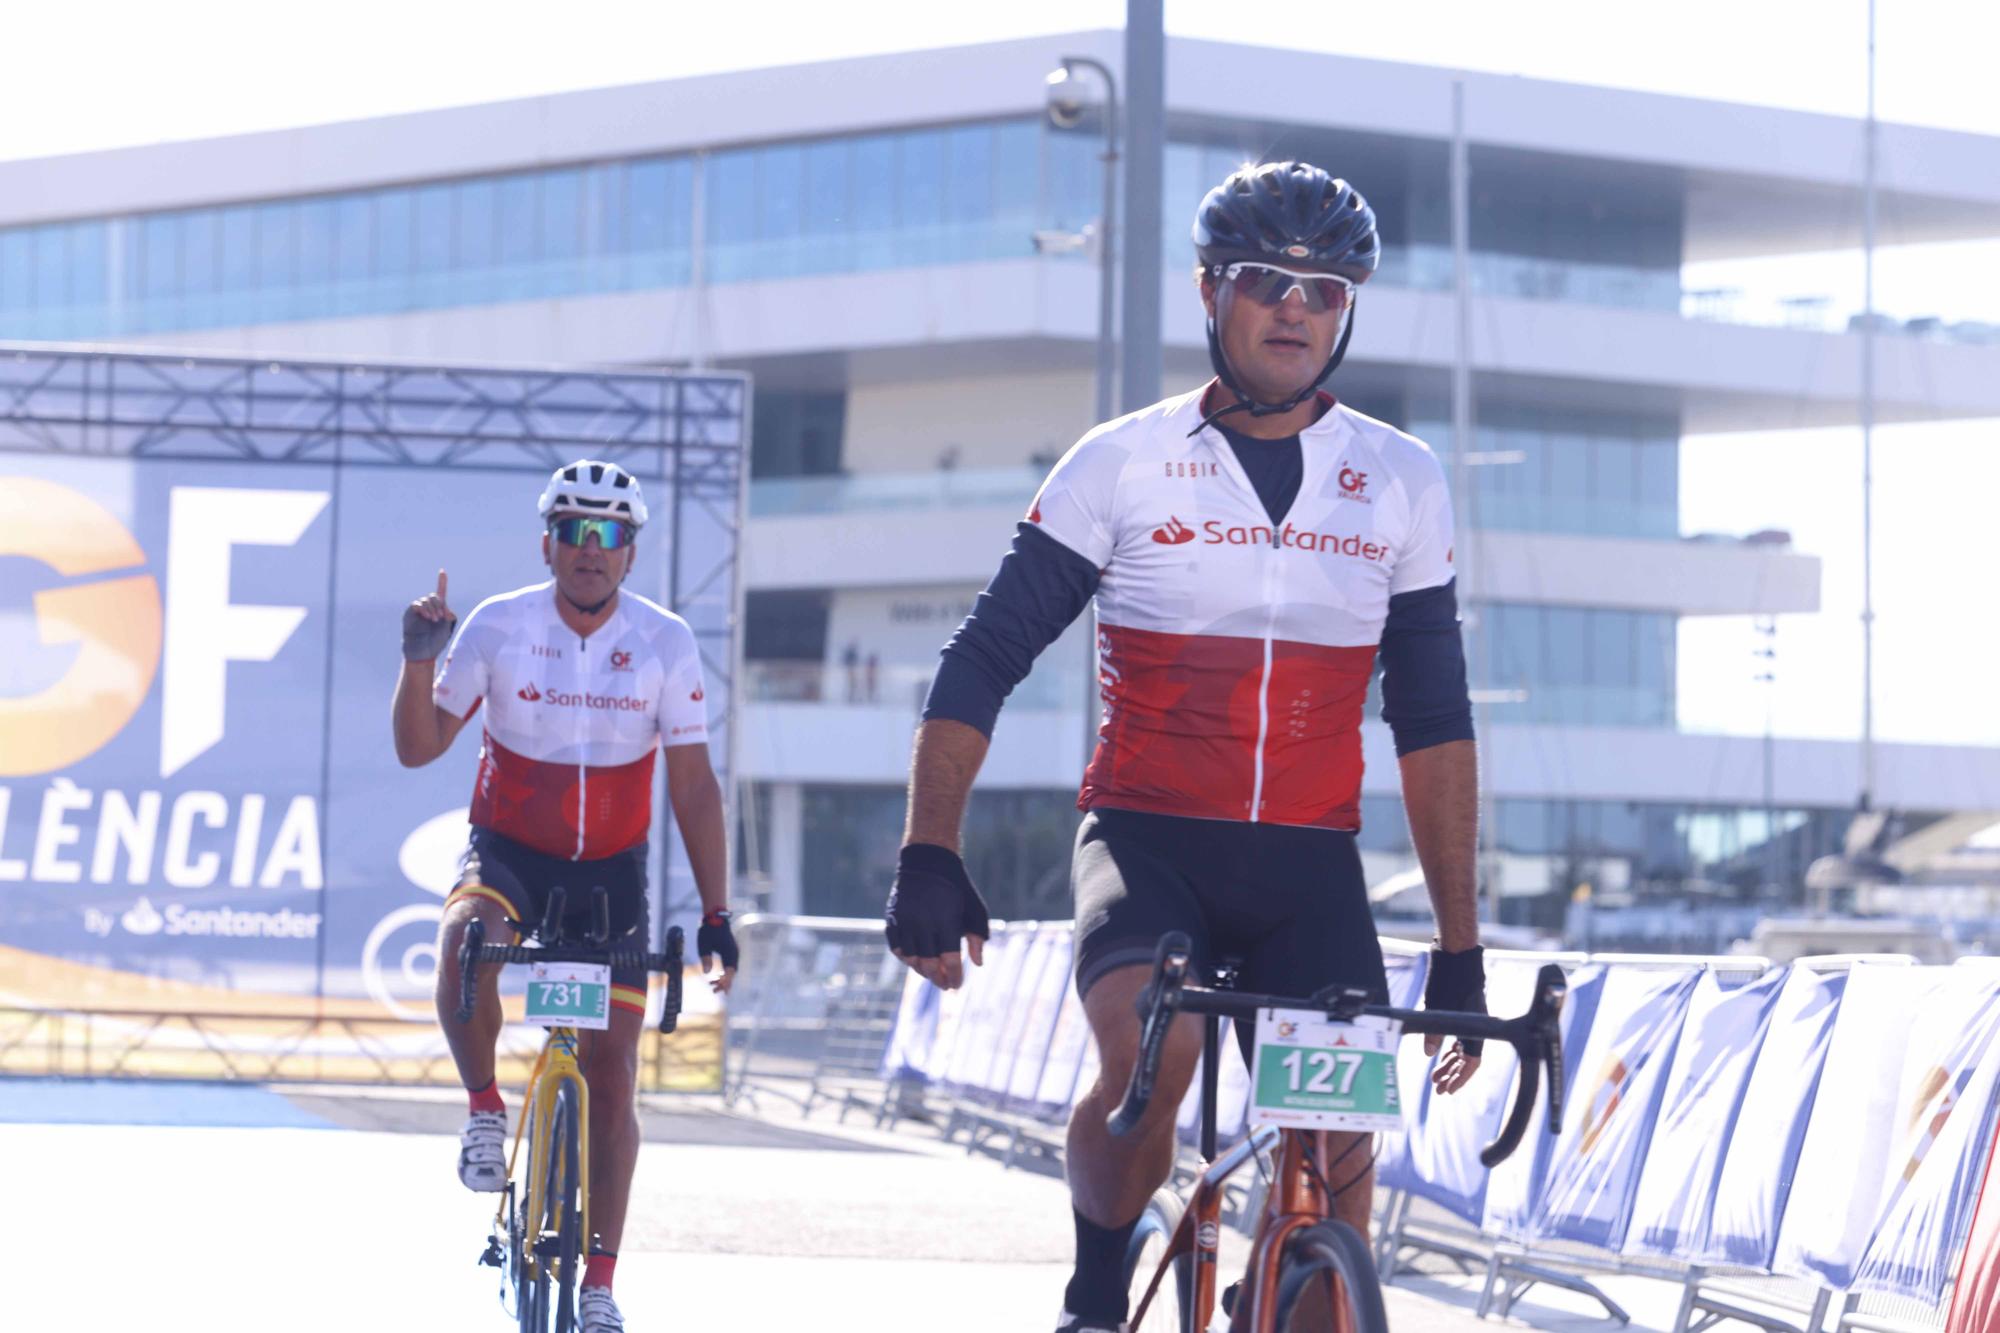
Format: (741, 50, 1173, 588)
(433, 581, 709, 860)
(1028, 388, 1456, 830)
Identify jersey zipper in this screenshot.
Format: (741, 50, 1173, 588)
(1199, 424, 1283, 823)
(573, 634, 588, 860)
(1251, 548, 1280, 822)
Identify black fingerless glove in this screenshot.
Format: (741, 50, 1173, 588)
(402, 606, 456, 662)
(697, 909, 739, 972)
(1424, 943, 1488, 1058)
(884, 843, 991, 959)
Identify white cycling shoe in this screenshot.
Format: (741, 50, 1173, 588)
(580, 1286, 625, 1331)
(457, 1110, 508, 1192)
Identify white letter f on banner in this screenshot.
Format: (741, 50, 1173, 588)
(162, 487, 331, 779)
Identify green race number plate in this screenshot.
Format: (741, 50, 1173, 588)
(1248, 1008, 1402, 1133)
(525, 961, 611, 1030)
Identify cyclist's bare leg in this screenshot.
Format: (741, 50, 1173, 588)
(1066, 962, 1206, 1226)
(434, 890, 514, 1089)
(1322, 1131, 1373, 1238)
(577, 1005, 644, 1256)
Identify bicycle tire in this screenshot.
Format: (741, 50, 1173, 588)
(1123, 1188, 1192, 1333)
(545, 1079, 584, 1332)
(1272, 1220, 1389, 1333)
(516, 1176, 545, 1333)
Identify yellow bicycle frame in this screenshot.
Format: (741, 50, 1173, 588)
(496, 1024, 593, 1284)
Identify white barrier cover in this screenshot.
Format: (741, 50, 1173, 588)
(1037, 969, 1096, 1116)
(987, 926, 1065, 1103)
(1850, 967, 2000, 1300)
(1623, 965, 1793, 1260)
(880, 969, 940, 1078)
(1481, 960, 1599, 1240)
(1700, 964, 1843, 1268)
(1376, 952, 1431, 1189)
(1005, 927, 1077, 1108)
(943, 929, 1025, 1093)
(1400, 957, 1578, 1226)
(1776, 964, 2000, 1290)
(1537, 965, 1700, 1247)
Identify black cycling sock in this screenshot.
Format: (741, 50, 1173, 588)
(1063, 1208, 1138, 1321)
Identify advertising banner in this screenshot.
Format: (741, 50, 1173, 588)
(1537, 965, 1699, 1249)
(1776, 965, 2000, 1292)
(1849, 966, 2000, 1300)
(0, 351, 746, 1088)
(1395, 956, 1586, 1227)
(1946, 1119, 2000, 1333)
(1376, 950, 1431, 1191)
(1624, 965, 1794, 1260)
(1700, 964, 1843, 1268)
(1480, 960, 1600, 1240)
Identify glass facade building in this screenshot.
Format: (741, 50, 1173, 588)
(1, 118, 1701, 340)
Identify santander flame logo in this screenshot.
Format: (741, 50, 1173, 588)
(517, 682, 542, 702)
(1151, 516, 1196, 545)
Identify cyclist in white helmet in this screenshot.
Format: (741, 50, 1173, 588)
(391, 459, 737, 1333)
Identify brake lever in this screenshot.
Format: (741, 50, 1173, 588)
(1107, 932, 1191, 1137)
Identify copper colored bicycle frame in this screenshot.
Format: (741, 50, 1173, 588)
(1126, 1023, 1374, 1333)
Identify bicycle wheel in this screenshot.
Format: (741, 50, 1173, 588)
(1272, 1220, 1388, 1333)
(543, 1079, 584, 1332)
(1123, 1188, 1192, 1333)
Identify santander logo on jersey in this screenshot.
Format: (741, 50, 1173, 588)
(1150, 517, 1392, 563)
(515, 681, 646, 713)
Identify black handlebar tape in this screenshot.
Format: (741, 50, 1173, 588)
(659, 925, 685, 1035)
(1478, 963, 1570, 1165)
(454, 917, 487, 1025)
(1107, 932, 1193, 1137)
(1479, 1058, 1540, 1168)
(592, 886, 611, 947)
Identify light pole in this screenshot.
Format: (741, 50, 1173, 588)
(1045, 56, 1119, 425)
(1045, 56, 1121, 776)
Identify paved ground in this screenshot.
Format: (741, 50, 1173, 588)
(0, 1077, 1698, 1331)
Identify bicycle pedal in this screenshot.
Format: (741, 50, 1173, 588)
(477, 1238, 504, 1268)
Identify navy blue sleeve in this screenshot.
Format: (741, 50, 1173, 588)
(1379, 577, 1475, 757)
(922, 522, 1102, 737)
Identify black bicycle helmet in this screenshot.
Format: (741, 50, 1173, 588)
(1191, 162, 1379, 431)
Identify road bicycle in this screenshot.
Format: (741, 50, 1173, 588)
(1109, 933, 1568, 1333)
(454, 886, 686, 1332)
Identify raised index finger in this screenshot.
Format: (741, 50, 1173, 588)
(436, 568, 449, 600)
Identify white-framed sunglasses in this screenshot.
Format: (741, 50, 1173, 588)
(1213, 262, 1356, 314)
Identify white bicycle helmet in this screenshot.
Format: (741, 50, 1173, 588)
(536, 459, 648, 528)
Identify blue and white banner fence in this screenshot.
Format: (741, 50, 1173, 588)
(879, 923, 2000, 1307)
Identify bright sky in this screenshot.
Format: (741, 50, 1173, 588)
(7, 0, 1997, 750)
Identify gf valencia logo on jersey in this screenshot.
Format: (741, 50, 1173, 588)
(1151, 516, 1197, 545)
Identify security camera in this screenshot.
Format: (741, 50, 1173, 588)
(1045, 66, 1087, 130)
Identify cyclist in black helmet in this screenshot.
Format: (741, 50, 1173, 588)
(884, 161, 1488, 1333)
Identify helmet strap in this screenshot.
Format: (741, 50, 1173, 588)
(1189, 301, 1357, 437)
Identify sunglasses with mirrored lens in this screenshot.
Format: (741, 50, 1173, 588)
(1219, 262, 1354, 314)
(549, 516, 636, 549)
